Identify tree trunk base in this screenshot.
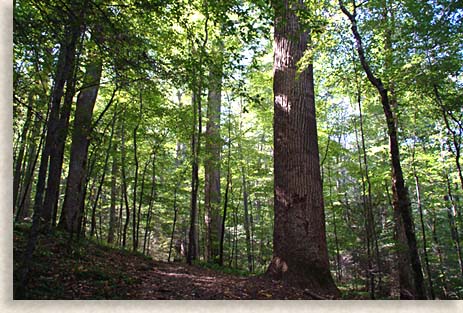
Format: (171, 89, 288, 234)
(265, 257, 341, 299)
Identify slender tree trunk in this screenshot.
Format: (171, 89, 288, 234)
(60, 57, 103, 233)
(219, 105, 232, 266)
(132, 93, 143, 251)
(249, 194, 255, 272)
(204, 38, 223, 263)
(355, 79, 383, 295)
(168, 192, 178, 263)
(118, 180, 124, 248)
(340, 1, 426, 299)
(108, 150, 118, 244)
(187, 10, 209, 264)
(168, 113, 184, 262)
(84, 109, 117, 237)
(445, 174, 463, 277)
(136, 159, 149, 252)
(81, 160, 97, 238)
(434, 85, 463, 193)
(353, 115, 375, 299)
(143, 154, 156, 255)
(233, 199, 238, 269)
(413, 172, 435, 299)
(431, 217, 449, 298)
(327, 167, 342, 282)
(188, 89, 200, 264)
(16, 114, 41, 221)
(242, 169, 253, 272)
(268, 0, 339, 298)
(121, 116, 130, 248)
(13, 101, 33, 211)
(411, 120, 435, 299)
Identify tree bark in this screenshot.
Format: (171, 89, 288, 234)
(42, 19, 83, 227)
(204, 38, 223, 263)
(60, 57, 103, 233)
(267, 0, 339, 298)
(31, 21, 80, 231)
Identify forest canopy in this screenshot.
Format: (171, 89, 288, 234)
(13, 0, 463, 300)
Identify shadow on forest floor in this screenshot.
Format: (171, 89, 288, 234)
(13, 223, 318, 300)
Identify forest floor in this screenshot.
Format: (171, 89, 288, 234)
(13, 223, 321, 300)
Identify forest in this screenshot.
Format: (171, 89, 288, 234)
(12, 0, 463, 300)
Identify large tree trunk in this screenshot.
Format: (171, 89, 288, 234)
(42, 21, 83, 228)
(15, 8, 84, 295)
(267, 0, 339, 298)
(204, 39, 223, 263)
(60, 58, 103, 233)
(31, 22, 79, 231)
(340, 0, 426, 299)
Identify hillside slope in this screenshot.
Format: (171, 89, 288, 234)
(13, 224, 319, 300)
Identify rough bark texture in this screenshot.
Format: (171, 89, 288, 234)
(204, 40, 223, 263)
(60, 58, 103, 233)
(267, 0, 339, 298)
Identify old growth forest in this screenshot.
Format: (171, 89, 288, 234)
(12, 0, 463, 300)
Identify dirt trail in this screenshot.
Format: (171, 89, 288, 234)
(135, 261, 315, 300)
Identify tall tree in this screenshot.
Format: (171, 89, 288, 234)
(339, 0, 426, 299)
(204, 38, 223, 263)
(41, 2, 87, 227)
(267, 0, 339, 298)
(60, 49, 103, 233)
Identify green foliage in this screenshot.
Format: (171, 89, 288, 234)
(13, 0, 463, 299)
